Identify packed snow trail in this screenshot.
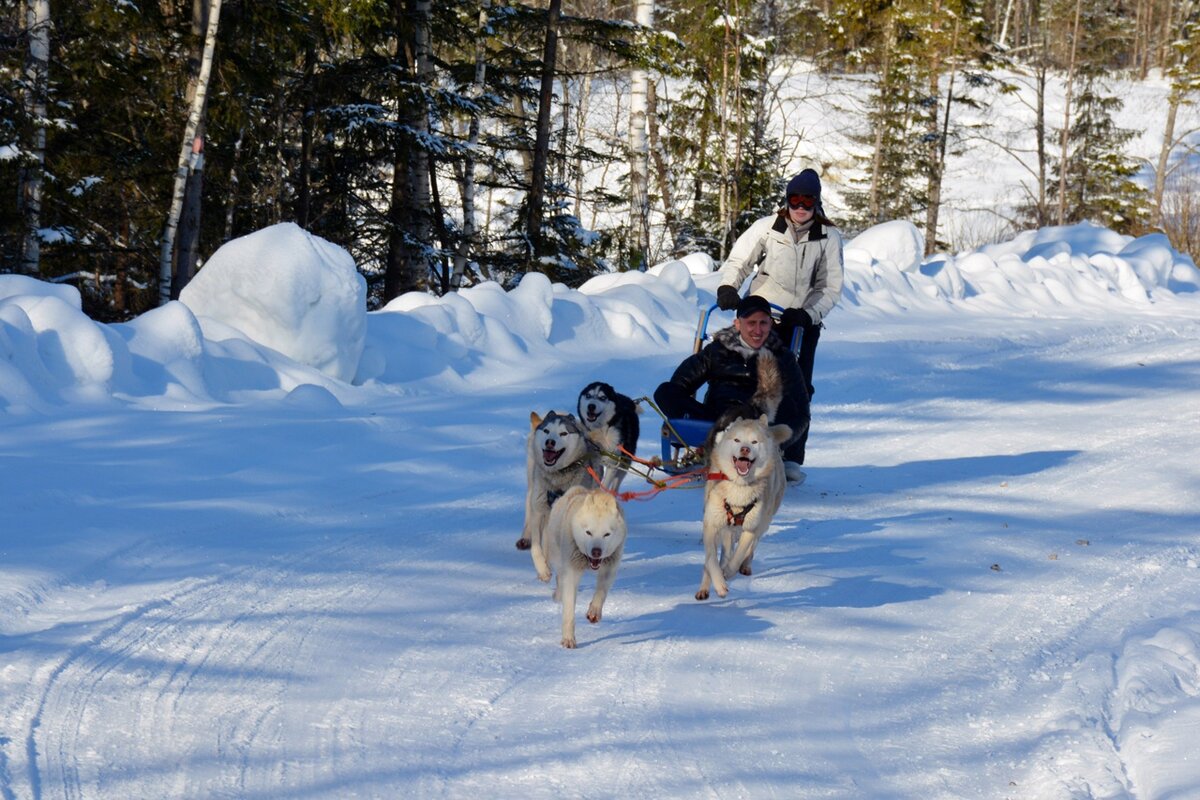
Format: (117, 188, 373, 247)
(4, 313, 1200, 798)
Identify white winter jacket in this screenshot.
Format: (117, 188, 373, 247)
(717, 212, 844, 324)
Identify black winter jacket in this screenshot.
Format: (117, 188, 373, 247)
(657, 326, 810, 440)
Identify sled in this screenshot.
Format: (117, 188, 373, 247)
(657, 301, 803, 475)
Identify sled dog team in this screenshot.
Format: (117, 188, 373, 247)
(520, 382, 790, 648)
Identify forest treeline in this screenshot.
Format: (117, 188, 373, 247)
(2, 0, 1198, 319)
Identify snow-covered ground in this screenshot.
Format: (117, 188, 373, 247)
(3, 220, 1200, 799)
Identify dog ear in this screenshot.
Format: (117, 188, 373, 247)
(769, 423, 792, 444)
(758, 414, 770, 426)
(530, 411, 542, 429)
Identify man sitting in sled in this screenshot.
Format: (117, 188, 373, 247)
(653, 294, 810, 484)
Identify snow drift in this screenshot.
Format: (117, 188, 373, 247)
(2, 221, 1198, 413)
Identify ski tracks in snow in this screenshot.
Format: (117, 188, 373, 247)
(17, 532, 378, 799)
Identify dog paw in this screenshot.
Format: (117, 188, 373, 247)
(715, 585, 729, 598)
(516, 537, 531, 550)
(586, 606, 602, 624)
(536, 569, 551, 582)
(562, 636, 577, 649)
(739, 563, 752, 576)
(695, 589, 710, 601)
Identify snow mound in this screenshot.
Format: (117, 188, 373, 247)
(365, 267, 700, 387)
(180, 223, 367, 382)
(846, 220, 926, 273)
(839, 220, 1200, 314)
(0, 286, 117, 411)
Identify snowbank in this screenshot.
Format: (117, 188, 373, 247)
(3, 221, 1199, 412)
(840, 221, 1200, 315)
(179, 223, 367, 383)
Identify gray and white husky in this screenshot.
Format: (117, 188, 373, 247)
(532, 485, 627, 648)
(518, 411, 599, 555)
(577, 381, 641, 491)
(695, 414, 791, 601)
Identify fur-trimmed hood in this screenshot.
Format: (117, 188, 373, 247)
(711, 325, 787, 359)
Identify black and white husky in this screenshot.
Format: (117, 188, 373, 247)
(577, 381, 641, 491)
(518, 411, 599, 554)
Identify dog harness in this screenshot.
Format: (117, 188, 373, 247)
(724, 498, 758, 526)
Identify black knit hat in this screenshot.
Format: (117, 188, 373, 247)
(786, 168, 821, 199)
(736, 294, 772, 318)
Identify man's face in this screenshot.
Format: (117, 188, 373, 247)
(734, 311, 772, 349)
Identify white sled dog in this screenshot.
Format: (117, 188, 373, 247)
(695, 414, 791, 601)
(518, 411, 598, 553)
(532, 485, 628, 648)
(577, 381, 641, 491)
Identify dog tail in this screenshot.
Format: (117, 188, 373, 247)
(752, 350, 783, 422)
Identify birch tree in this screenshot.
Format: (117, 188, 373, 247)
(1055, 0, 1082, 226)
(172, 0, 216, 299)
(158, 0, 221, 305)
(1153, 8, 1200, 229)
(628, 0, 653, 271)
(449, 0, 492, 290)
(20, 0, 49, 276)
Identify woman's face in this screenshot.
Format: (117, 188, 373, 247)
(788, 204, 814, 224)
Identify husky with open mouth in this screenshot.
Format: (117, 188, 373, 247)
(696, 414, 791, 601)
(518, 411, 598, 556)
(577, 381, 641, 491)
(531, 485, 628, 648)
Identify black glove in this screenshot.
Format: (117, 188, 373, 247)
(716, 285, 740, 311)
(780, 307, 811, 329)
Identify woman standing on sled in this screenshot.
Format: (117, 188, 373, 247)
(713, 168, 844, 469)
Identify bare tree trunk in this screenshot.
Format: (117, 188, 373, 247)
(868, 14, 896, 225)
(572, 71, 594, 221)
(1153, 93, 1180, 228)
(20, 0, 50, 276)
(628, 0, 653, 270)
(1056, 0, 1082, 227)
(173, 125, 204, 298)
(925, 14, 959, 255)
(115, 215, 130, 316)
(450, 0, 491, 290)
(223, 127, 244, 242)
(1035, 57, 1049, 226)
(647, 79, 680, 252)
(526, 0, 561, 261)
(727, 0, 746, 256)
(998, 0, 1016, 48)
(384, 0, 433, 301)
(297, 43, 316, 227)
(159, 0, 222, 305)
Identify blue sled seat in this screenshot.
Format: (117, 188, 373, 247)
(660, 417, 713, 470)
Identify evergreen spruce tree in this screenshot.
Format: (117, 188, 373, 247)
(657, 2, 784, 262)
(1049, 0, 1148, 233)
(836, 2, 928, 231)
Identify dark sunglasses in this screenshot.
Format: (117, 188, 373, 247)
(787, 194, 817, 210)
